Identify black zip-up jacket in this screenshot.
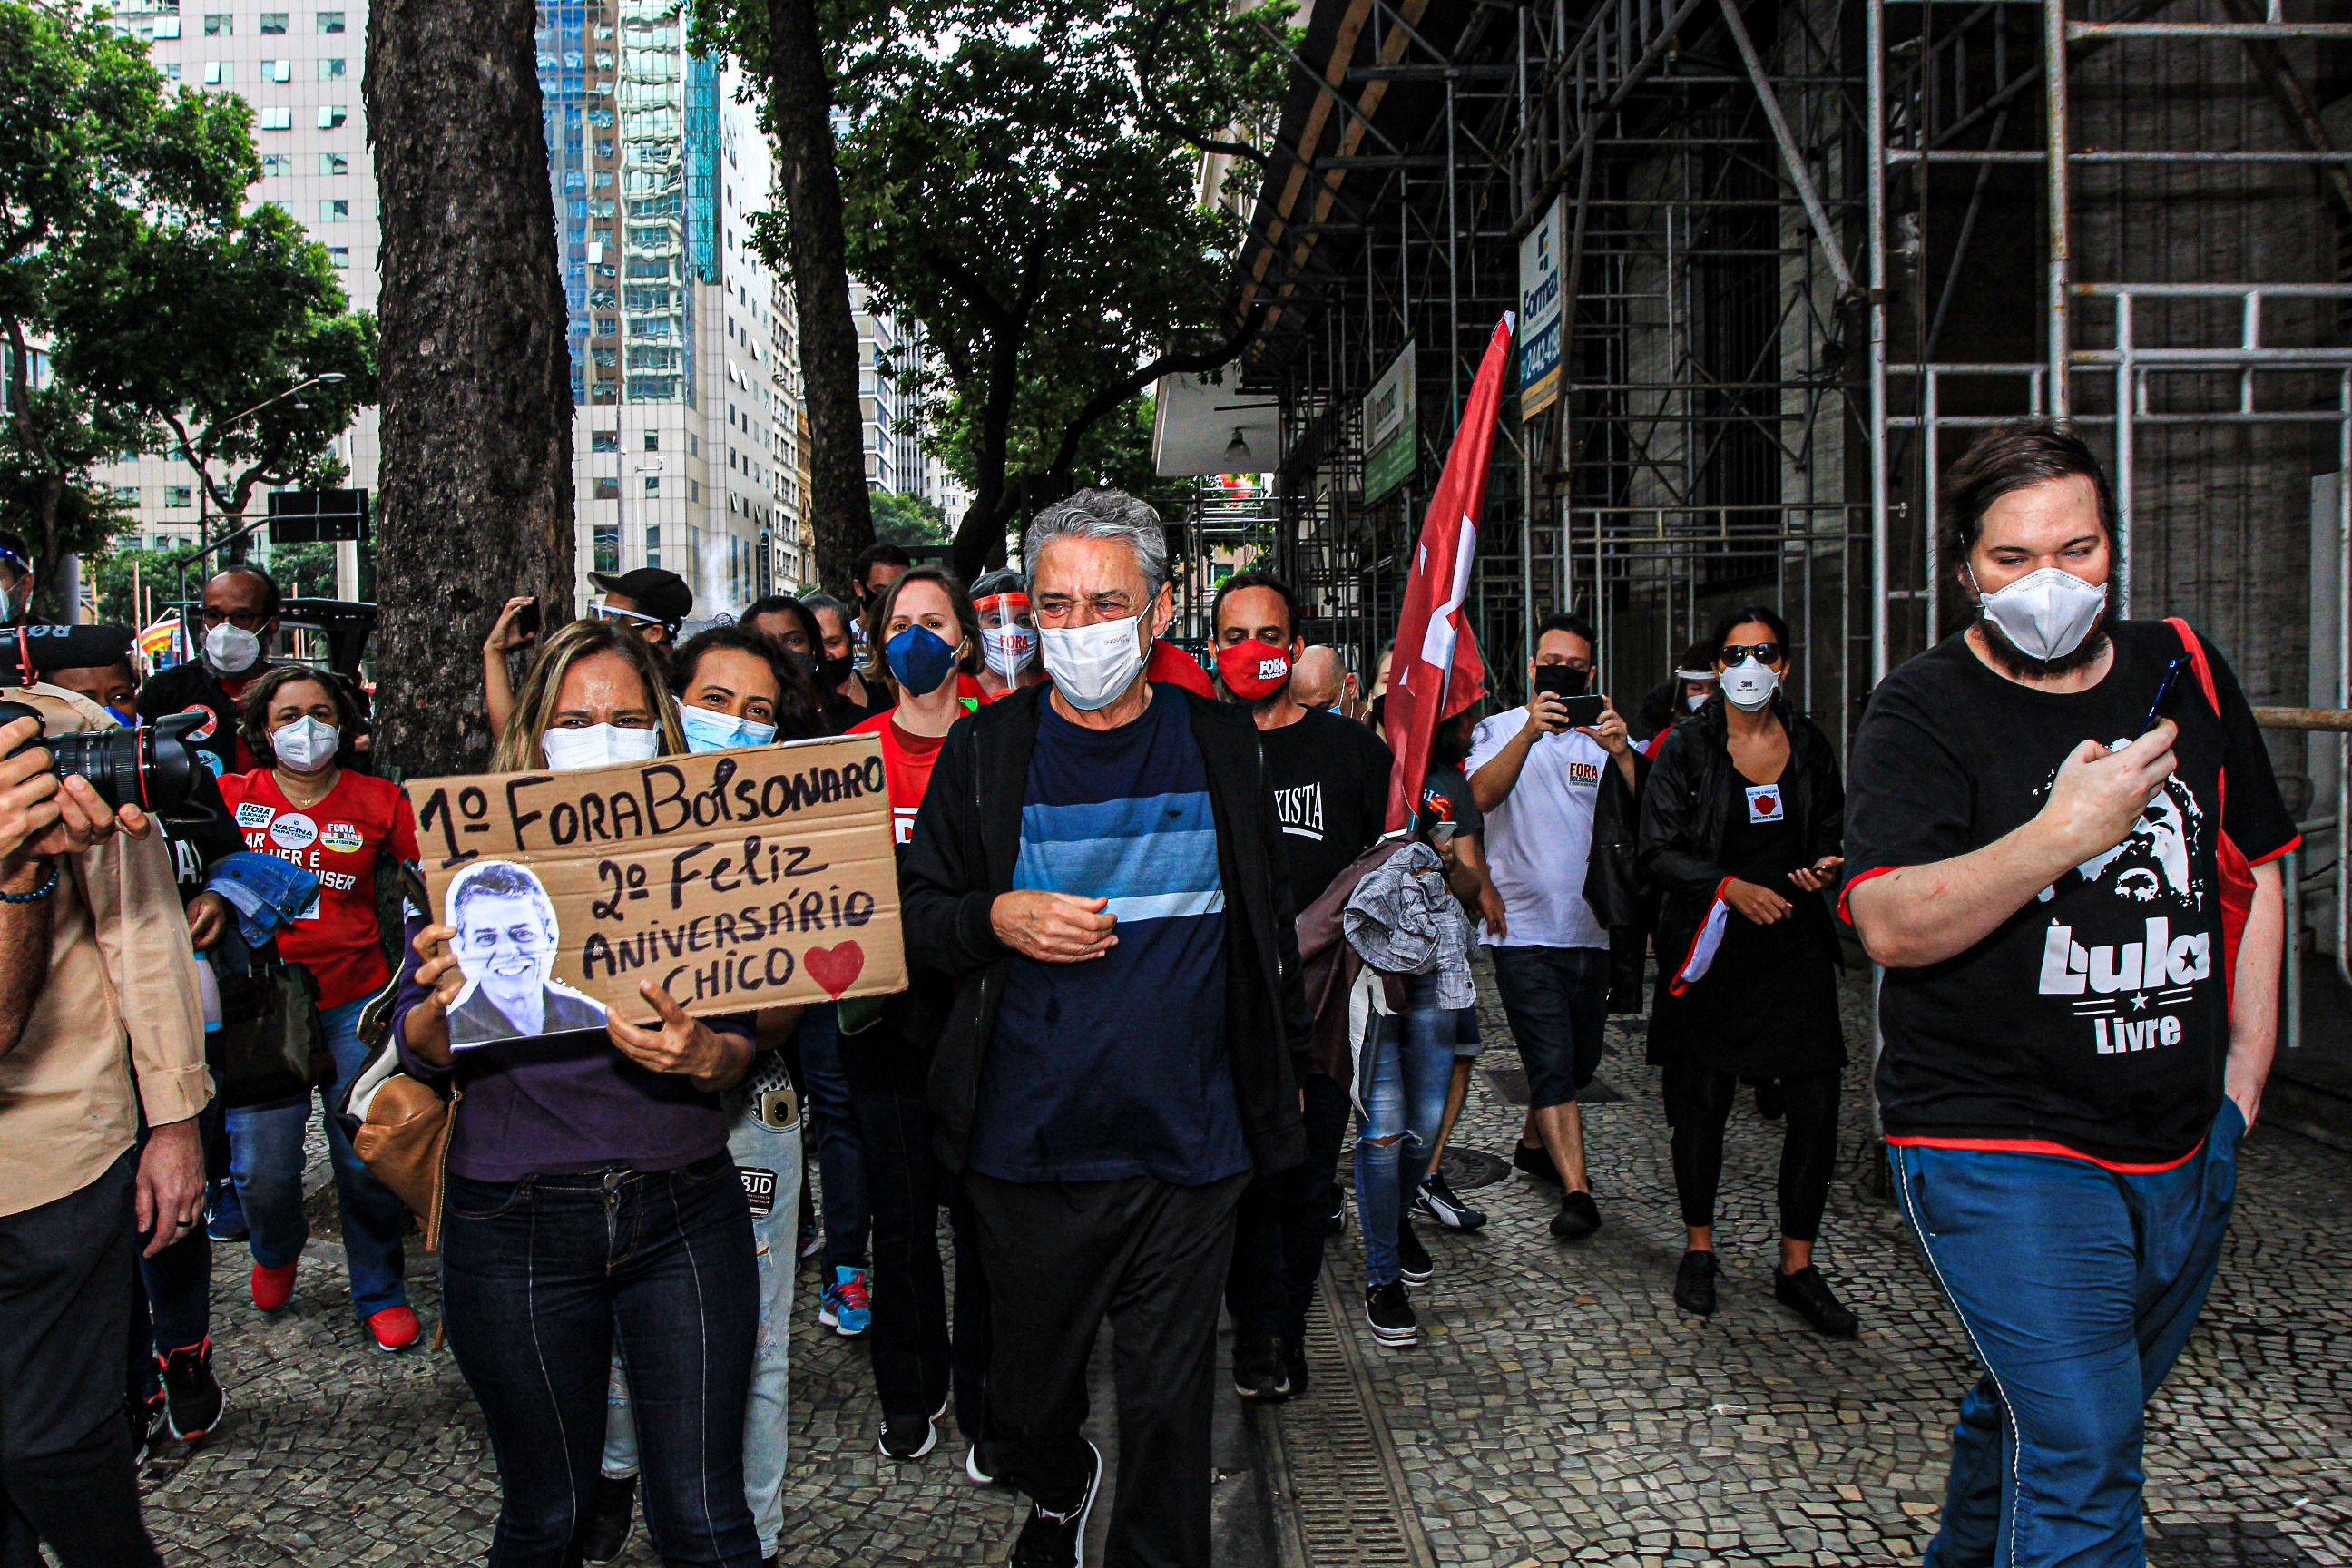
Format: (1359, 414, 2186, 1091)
(1637, 693, 1845, 984)
(898, 682, 1310, 1179)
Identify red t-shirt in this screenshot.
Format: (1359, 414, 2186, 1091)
(1145, 639, 1213, 697)
(848, 711, 951, 846)
(219, 769, 420, 1007)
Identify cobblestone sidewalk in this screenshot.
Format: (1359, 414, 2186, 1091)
(138, 970, 2352, 1564)
(1314, 976, 2352, 1567)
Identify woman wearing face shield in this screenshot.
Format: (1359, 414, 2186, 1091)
(838, 566, 997, 1473)
(390, 619, 770, 1567)
(1636, 605, 1858, 1337)
(969, 569, 1044, 699)
(218, 665, 422, 1349)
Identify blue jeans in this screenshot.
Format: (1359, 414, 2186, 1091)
(440, 1154, 761, 1568)
(1890, 1100, 2246, 1568)
(1354, 972, 1455, 1287)
(225, 995, 408, 1318)
(798, 1004, 870, 1271)
(602, 1103, 803, 1557)
(1485, 943, 1610, 1109)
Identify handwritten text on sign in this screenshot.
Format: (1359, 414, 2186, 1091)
(402, 733, 906, 1024)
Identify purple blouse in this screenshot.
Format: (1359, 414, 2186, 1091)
(389, 912, 751, 1182)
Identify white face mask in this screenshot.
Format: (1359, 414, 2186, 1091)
(270, 715, 338, 772)
(542, 722, 662, 770)
(1041, 614, 1149, 711)
(981, 625, 1039, 682)
(1685, 691, 1711, 713)
(1720, 658, 1779, 712)
(203, 621, 263, 677)
(1972, 565, 2108, 662)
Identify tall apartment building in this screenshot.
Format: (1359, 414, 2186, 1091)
(849, 283, 925, 499)
(87, 0, 818, 612)
(95, 0, 379, 581)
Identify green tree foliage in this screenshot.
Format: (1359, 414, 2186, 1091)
(0, 0, 254, 611)
(830, 0, 1289, 577)
(54, 202, 378, 525)
(82, 544, 182, 631)
(869, 488, 948, 548)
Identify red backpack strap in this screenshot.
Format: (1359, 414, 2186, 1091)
(2165, 616, 2230, 818)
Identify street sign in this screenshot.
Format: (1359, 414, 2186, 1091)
(268, 488, 370, 544)
(1518, 197, 1566, 419)
(1362, 342, 1417, 503)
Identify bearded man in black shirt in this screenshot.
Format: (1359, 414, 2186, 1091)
(1209, 571, 1392, 1399)
(1844, 421, 2295, 1568)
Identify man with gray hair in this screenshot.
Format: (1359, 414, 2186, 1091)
(901, 487, 1308, 1568)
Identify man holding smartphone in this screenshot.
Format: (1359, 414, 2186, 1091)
(1466, 612, 1638, 1239)
(1844, 420, 2294, 1565)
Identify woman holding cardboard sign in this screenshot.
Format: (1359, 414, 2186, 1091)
(390, 618, 770, 1568)
(841, 566, 999, 1476)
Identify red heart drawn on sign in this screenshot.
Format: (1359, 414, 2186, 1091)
(806, 942, 865, 998)
(1756, 794, 1778, 815)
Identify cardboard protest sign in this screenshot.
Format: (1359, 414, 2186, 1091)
(402, 734, 904, 1038)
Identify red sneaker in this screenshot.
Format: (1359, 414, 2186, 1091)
(366, 1305, 421, 1353)
(250, 1261, 297, 1313)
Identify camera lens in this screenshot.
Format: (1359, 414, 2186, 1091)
(0, 700, 201, 818)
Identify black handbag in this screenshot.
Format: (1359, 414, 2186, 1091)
(210, 957, 335, 1110)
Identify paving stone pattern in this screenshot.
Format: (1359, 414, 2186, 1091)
(139, 969, 2352, 1564)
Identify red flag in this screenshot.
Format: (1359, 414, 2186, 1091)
(1383, 314, 1514, 833)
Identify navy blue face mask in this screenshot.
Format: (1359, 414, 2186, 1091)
(885, 623, 959, 697)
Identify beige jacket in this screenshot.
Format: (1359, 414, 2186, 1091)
(0, 684, 211, 1217)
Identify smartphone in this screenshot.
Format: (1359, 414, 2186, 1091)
(1558, 693, 1607, 728)
(2141, 654, 2187, 735)
(1532, 664, 1590, 701)
(512, 599, 541, 643)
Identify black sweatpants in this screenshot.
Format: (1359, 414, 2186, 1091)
(0, 1151, 162, 1568)
(1661, 1063, 1841, 1243)
(965, 1169, 1249, 1568)
(1224, 1072, 1349, 1342)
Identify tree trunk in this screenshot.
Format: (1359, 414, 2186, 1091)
(765, 0, 872, 594)
(367, 0, 573, 779)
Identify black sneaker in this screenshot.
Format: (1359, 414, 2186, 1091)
(1754, 1079, 1787, 1121)
(1280, 1336, 1310, 1398)
(1549, 1188, 1602, 1239)
(1232, 1329, 1289, 1402)
(123, 1389, 161, 1468)
(576, 1473, 637, 1563)
(1413, 1171, 1487, 1230)
(1010, 1439, 1102, 1567)
(1395, 1222, 1434, 1286)
(879, 1407, 940, 1461)
(1326, 1193, 1348, 1235)
(1364, 1280, 1417, 1347)
(1775, 1266, 1859, 1337)
(965, 1437, 1004, 1485)
(1513, 1141, 1563, 1185)
(159, 1338, 226, 1442)
(1672, 1250, 1718, 1316)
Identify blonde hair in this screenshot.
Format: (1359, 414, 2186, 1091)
(492, 617, 684, 771)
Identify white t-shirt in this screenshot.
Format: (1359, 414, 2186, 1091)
(1465, 708, 1611, 950)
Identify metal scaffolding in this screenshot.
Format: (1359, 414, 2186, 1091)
(1218, 0, 2348, 752)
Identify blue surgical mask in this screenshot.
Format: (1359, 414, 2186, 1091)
(105, 705, 137, 729)
(676, 701, 779, 753)
(885, 623, 959, 697)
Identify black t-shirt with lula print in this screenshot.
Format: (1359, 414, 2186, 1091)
(1843, 621, 2298, 1165)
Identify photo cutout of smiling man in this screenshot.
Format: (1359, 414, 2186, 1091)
(445, 860, 608, 1046)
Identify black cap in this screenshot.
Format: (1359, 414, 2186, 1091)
(588, 569, 692, 625)
(14, 623, 134, 673)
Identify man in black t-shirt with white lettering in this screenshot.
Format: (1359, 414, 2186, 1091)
(1209, 571, 1391, 1401)
(1845, 421, 2295, 1567)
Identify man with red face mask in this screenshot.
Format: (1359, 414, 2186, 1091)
(1210, 570, 1393, 1400)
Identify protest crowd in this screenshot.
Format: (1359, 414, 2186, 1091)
(0, 418, 2298, 1568)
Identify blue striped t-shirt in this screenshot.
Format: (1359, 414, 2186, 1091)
(968, 691, 1253, 1185)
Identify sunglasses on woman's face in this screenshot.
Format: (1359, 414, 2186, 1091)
(1720, 642, 1783, 664)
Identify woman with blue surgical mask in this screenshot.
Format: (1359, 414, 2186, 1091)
(841, 564, 997, 1472)
(669, 625, 828, 755)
